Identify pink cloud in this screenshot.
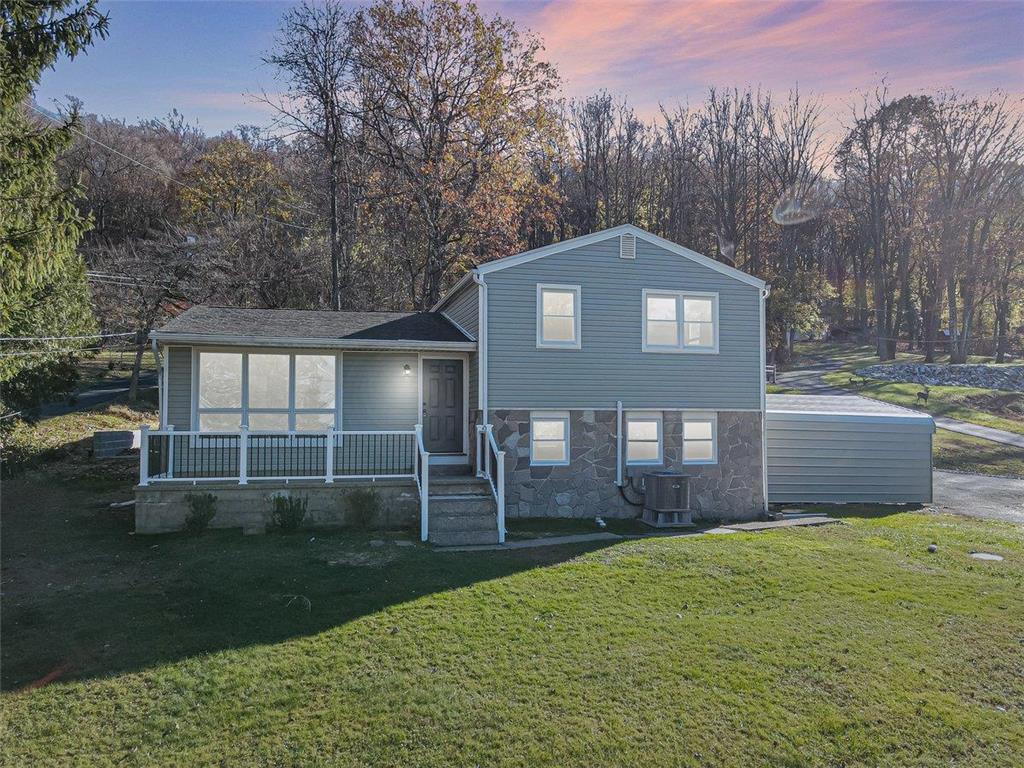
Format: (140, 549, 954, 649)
(487, 0, 1024, 125)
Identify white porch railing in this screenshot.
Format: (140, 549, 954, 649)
(139, 425, 418, 486)
(414, 424, 430, 542)
(476, 424, 506, 544)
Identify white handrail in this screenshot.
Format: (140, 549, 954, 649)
(414, 424, 430, 542)
(483, 424, 506, 544)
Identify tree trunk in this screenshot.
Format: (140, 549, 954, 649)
(128, 329, 146, 402)
(329, 158, 341, 311)
(995, 295, 1010, 363)
(946, 275, 963, 364)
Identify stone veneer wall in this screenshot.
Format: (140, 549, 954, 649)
(490, 409, 764, 522)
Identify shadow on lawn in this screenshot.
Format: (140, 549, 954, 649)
(1, 470, 617, 691)
(806, 502, 927, 520)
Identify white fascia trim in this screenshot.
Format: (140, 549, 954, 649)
(491, 406, 764, 412)
(431, 270, 478, 313)
(440, 311, 476, 342)
(475, 224, 766, 290)
(150, 332, 476, 352)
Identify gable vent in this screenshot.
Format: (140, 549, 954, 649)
(619, 233, 637, 259)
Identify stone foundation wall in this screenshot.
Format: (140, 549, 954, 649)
(135, 479, 419, 534)
(490, 409, 764, 522)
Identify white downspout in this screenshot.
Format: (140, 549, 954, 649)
(473, 271, 488, 419)
(151, 338, 166, 429)
(759, 284, 771, 513)
(615, 400, 623, 486)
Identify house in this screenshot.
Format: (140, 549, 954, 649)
(137, 224, 771, 545)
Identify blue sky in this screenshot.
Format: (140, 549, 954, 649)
(36, 1, 1024, 136)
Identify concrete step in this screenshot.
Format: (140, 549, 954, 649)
(429, 476, 491, 495)
(428, 496, 496, 517)
(430, 528, 501, 547)
(428, 512, 498, 533)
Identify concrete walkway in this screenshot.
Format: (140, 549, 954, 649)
(930, 417, 1024, 449)
(439, 517, 840, 552)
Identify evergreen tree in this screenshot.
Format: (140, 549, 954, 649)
(0, 1, 108, 416)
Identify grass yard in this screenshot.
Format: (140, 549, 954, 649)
(75, 349, 156, 392)
(933, 428, 1024, 478)
(2, 464, 1023, 766)
(794, 342, 1024, 437)
(0, 393, 157, 475)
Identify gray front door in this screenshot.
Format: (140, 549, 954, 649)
(423, 358, 463, 453)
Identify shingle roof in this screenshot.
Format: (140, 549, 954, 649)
(766, 394, 933, 421)
(153, 306, 472, 345)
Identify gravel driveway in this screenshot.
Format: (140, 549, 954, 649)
(932, 470, 1024, 525)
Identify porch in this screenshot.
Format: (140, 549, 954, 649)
(136, 424, 507, 545)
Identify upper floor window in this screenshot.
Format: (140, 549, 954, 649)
(536, 284, 581, 349)
(642, 290, 718, 353)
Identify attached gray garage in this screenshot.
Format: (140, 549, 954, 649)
(765, 395, 935, 504)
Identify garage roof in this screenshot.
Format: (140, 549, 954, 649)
(767, 394, 934, 424)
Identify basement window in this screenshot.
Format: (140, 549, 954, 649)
(682, 413, 717, 464)
(626, 411, 663, 465)
(530, 412, 570, 465)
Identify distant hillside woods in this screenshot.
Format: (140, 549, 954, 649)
(45, 1, 1024, 369)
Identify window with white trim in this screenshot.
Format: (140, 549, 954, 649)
(642, 290, 718, 353)
(682, 413, 717, 464)
(530, 412, 570, 465)
(626, 411, 662, 465)
(196, 351, 337, 432)
(537, 284, 581, 349)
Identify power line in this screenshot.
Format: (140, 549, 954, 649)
(28, 102, 319, 233)
(0, 345, 106, 358)
(0, 331, 136, 343)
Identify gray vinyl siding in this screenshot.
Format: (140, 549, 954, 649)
(166, 346, 192, 428)
(443, 282, 478, 339)
(484, 235, 762, 409)
(342, 352, 419, 430)
(766, 412, 933, 503)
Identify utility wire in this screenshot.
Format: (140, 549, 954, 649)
(28, 102, 319, 233)
(0, 331, 136, 342)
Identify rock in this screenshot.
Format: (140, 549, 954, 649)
(928, 543, 938, 553)
(369, 539, 385, 548)
(856, 363, 1024, 392)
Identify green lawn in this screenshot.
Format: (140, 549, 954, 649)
(934, 429, 1024, 478)
(75, 349, 156, 392)
(793, 342, 1024, 437)
(2, 465, 1022, 766)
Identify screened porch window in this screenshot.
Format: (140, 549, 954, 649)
(196, 351, 337, 432)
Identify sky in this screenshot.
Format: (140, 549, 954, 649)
(35, 0, 1024, 136)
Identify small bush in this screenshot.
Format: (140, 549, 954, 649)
(184, 492, 217, 533)
(271, 494, 308, 532)
(346, 488, 381, 529)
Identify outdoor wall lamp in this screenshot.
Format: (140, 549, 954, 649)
(403, 364, 412, 376)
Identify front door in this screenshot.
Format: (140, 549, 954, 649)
(423, 358, 463, 453)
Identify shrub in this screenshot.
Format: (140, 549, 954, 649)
(346, 488, 381, 529)
(271, 494, 308, 532)
(184, 492, 217, 533)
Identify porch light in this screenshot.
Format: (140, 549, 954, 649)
(403, 364, 412, 376)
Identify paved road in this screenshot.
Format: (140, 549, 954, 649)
(776, 356, 1024, 449)
(39, 371, 158, 418)
(932, 470, 1024, 525)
